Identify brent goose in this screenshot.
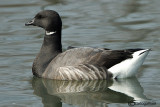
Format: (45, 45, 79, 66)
(25, 10, 150, 80)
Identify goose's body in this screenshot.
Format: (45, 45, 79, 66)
(25, 10, 150, 80)
(43, 47, 149, 80)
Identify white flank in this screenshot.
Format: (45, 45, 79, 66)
(108, 49, 150, 78)
(45, 31, 56, 35)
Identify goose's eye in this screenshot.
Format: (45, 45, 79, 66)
(36, 14, 44, 19)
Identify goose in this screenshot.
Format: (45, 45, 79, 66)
(25, 10, 150, 80)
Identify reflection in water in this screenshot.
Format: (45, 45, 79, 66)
(1, 0, 159, 106)
(32, 77, 62, 107)
(108, 78, 148, 101)
(32, 77, 148, 107)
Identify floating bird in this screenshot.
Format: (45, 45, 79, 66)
(25, 10, 150, 80)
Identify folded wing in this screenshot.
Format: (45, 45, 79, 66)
(42, 47, 136, 80)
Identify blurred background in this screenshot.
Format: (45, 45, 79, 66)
(0, 0, 160, 107)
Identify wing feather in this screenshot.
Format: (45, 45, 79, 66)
(42, 47, 137, 80)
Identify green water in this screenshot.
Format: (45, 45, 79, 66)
(0, 0, 160, 107)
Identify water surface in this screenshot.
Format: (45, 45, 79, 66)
(0, 0, 160, 106)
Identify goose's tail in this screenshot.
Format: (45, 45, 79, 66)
(108, 49, 150, 78)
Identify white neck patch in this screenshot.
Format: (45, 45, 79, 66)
(45, 31, 56, 35)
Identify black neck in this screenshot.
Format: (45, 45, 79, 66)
(32, 31, 62, 77)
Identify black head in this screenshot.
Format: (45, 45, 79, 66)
(25, 10, 62, 32)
